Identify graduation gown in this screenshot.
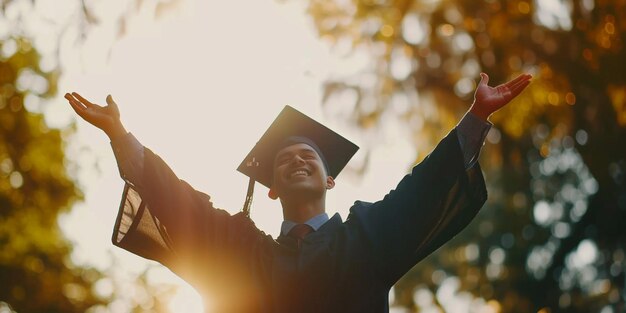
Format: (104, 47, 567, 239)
(111, 129, 487, 312)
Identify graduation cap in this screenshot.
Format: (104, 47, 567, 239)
(237, 105, 359, 217)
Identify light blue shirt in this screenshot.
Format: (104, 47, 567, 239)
(280, 213, 330, 236)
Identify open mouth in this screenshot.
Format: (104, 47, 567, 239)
(288, 169, 310, 178)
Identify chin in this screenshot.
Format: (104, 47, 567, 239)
(281, 184, 323, 198)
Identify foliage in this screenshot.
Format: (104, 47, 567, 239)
(0, 0, 180, 311)
(306, 0, 626, 311)
(0, 36, 103, 312)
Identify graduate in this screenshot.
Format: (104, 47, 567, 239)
(65, 72, 531, 312)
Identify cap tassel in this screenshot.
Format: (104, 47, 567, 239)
(242, 157, 259, 217)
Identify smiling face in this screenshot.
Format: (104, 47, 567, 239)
(269, 143, 334, 200)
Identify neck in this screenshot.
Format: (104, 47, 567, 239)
(280, 196, 326, 223)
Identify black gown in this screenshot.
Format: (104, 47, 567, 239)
(111, 129, 487, 312)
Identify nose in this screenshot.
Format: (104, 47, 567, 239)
(290, 155, 306, 166)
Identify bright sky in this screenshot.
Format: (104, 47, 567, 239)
(47, 0, 415, 311)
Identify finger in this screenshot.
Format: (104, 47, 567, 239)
(479, 72, 489, 86)
(508, 80, 531, 99)
(71, 92, 98, 109)
(65, 94, 89, 119)
(510, 77, 531, 93)
(497, 76, 530, 96)
(509, 77, 530, 91)
(106, 94, 118, 108)
(504, 73, 531, 89)
(65, 93, 86, 109)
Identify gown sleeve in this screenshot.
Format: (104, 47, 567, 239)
(349, 129, 488, 287)
(111, 144, 267, 290)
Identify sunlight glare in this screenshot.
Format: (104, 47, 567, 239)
(168, 284, 204, 313)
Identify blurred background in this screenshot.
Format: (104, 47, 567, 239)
(0, 0, 624, 312)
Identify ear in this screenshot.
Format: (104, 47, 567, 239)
(326, 176, 335, 190)
(268, 188, 278, 200)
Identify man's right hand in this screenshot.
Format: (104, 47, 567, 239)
(65, 92, 127, 139)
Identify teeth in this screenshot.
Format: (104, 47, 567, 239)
(290, 170, 309, 178)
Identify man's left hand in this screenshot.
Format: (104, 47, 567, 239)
(469, 73, 532, 121)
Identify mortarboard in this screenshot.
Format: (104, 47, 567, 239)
(237, 105, 359, 216)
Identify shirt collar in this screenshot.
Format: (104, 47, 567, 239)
(280, 212, 330, 236)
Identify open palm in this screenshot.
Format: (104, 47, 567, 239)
(65, 93, 122, 136)
(471, 73, 532, 120)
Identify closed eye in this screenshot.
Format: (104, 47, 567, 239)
(277, 157, 291, 165)
(275, 147, 319, 165)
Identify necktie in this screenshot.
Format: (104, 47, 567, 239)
(288, 224, 314, 248)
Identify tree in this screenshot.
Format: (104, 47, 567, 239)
(306, 0, 626, 311)
(0, 35, 103, 312)
(0, 1, 180, 311)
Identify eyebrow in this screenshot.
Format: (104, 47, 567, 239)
(275, 147, 318, 161)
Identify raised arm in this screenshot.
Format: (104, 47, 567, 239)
(65, 92, 144, 187)
(456, 72, 532, 168)
(64, 93, 267, 289)
(350, 73, 532, 286)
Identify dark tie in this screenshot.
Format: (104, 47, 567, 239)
(288, 224, 314, 248)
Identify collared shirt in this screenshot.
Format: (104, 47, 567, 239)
(110, 112, 492, 232)
(280, 212, 330, 236)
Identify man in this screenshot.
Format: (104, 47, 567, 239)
(65, 72, 531, 312)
